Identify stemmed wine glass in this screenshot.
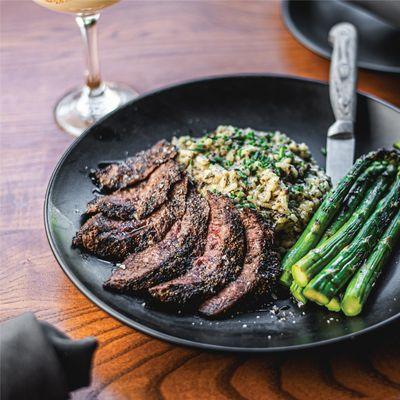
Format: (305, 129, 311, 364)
(33, 0, 138, 137)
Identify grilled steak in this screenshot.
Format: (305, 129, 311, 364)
(87, 159, 181, 220)
(73, 177, 188, 260)
(104, 188, 209, 292)
(86, 185, 141, 220)
(135, 160, 181, 219)
(199, 208, 280, 317)
(92, 140, 177, 191)
(149, 193, 245, 304)
(72, 214, 146, 260)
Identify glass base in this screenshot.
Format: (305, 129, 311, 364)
(54, 82, 139, 137)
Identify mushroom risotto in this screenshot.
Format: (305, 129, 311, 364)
(173, 125, 331, 250)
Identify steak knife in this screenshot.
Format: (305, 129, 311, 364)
(326, 23, 358, 186)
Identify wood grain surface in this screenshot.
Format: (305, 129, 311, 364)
(1, 1, 400, 399)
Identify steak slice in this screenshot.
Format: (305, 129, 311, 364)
(92, 140, 177, 191)
(87, 160, 181, 220)
(135, 159, 181, 219)
(73, 177, 188, 261)
(72, 214, 146, 260)
(104, 189, 209, 292)
(199, 208, 280, 317)
(149, 193, 245, 304)
(86, 185, 141, 220)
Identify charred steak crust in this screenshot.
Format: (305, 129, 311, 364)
(87, 159, 182, 220)
(135, 160, 182, 219)
(104, 188, 210, 292)
(72, 214, 146, 260)
(73, 138, 283, 316)
(86, 185, 142, 220)
(199, 208, 280, 317)
(149, 193, 245, 304)
(92, 140, 177, 191)
(72, 177, 188, 261)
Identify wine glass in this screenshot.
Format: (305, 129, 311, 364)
(33, 0, 138, 137)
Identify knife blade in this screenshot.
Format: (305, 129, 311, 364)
(326, 23, 358, 187)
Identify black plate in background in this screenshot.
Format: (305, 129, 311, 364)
(282, 0, 400, 74)
(45, 75, 400, 352)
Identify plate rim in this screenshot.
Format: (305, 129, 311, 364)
(44, 73, 400, 353)
(281, 0, 400, 74)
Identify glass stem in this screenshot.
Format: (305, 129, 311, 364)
(76, 14, 103, 92)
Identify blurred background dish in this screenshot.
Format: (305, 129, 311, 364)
(347, 0, 400, 29)
(281, 0, 400, 74)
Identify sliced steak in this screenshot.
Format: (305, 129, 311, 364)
(87, 160, 181, 220)
(149, 193, 245, 304)
(104, 189, 209, 292)
(199, 208, 280, 317)
(135, 159, 181, 219)
(73, 177, 188, 261)
(72, 214, 146, 260)
(86, 185, 141, 220)
(92, 140, 177, 191)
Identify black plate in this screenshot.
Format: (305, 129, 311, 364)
(282, 0, 400, 74)
(45, 75, 400, 352)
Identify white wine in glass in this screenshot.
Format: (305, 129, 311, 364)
(33, 0, 138, 137)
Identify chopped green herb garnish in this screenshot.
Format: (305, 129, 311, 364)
(237, 170, 248, 180)
(174, 125, 332, 252)
(224, 160, 233, 168)
(194, 145, 206, 153)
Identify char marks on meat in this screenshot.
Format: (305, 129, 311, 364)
(72, 214, 146, 261)
(149, 193, 245, 304)
(199, 208, 280, 317)
(74, 139, 282, 317)
(73, 177, 188, 261)
(104, 188, 209, 292)
(87, 160, 181, 220)
(86, 185, 142, 220)
(92, 140, 177, 191)
(135, 160, 181, 219)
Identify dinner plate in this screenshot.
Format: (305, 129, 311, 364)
(45, 75, 400, 352)
(281, 0, 400, 74)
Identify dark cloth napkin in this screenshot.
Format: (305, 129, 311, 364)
(0, 313, 98, 400)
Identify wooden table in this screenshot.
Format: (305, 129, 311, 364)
(1, 1, 400, 398)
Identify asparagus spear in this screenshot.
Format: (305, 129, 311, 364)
(303, 173, 400, 305)
(326, 297, 341, 312)
(291, 165, 395, 287)
(341, 210, 400, 316)
(290, 281, 307, 304)
(291, 286, 341, 310)
(318, 162, 387, 244)
(280, 150, 381, 286)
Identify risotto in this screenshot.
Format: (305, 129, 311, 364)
(173, 126, 331, 250)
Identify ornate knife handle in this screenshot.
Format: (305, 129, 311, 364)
(328, 23, 358, 139)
